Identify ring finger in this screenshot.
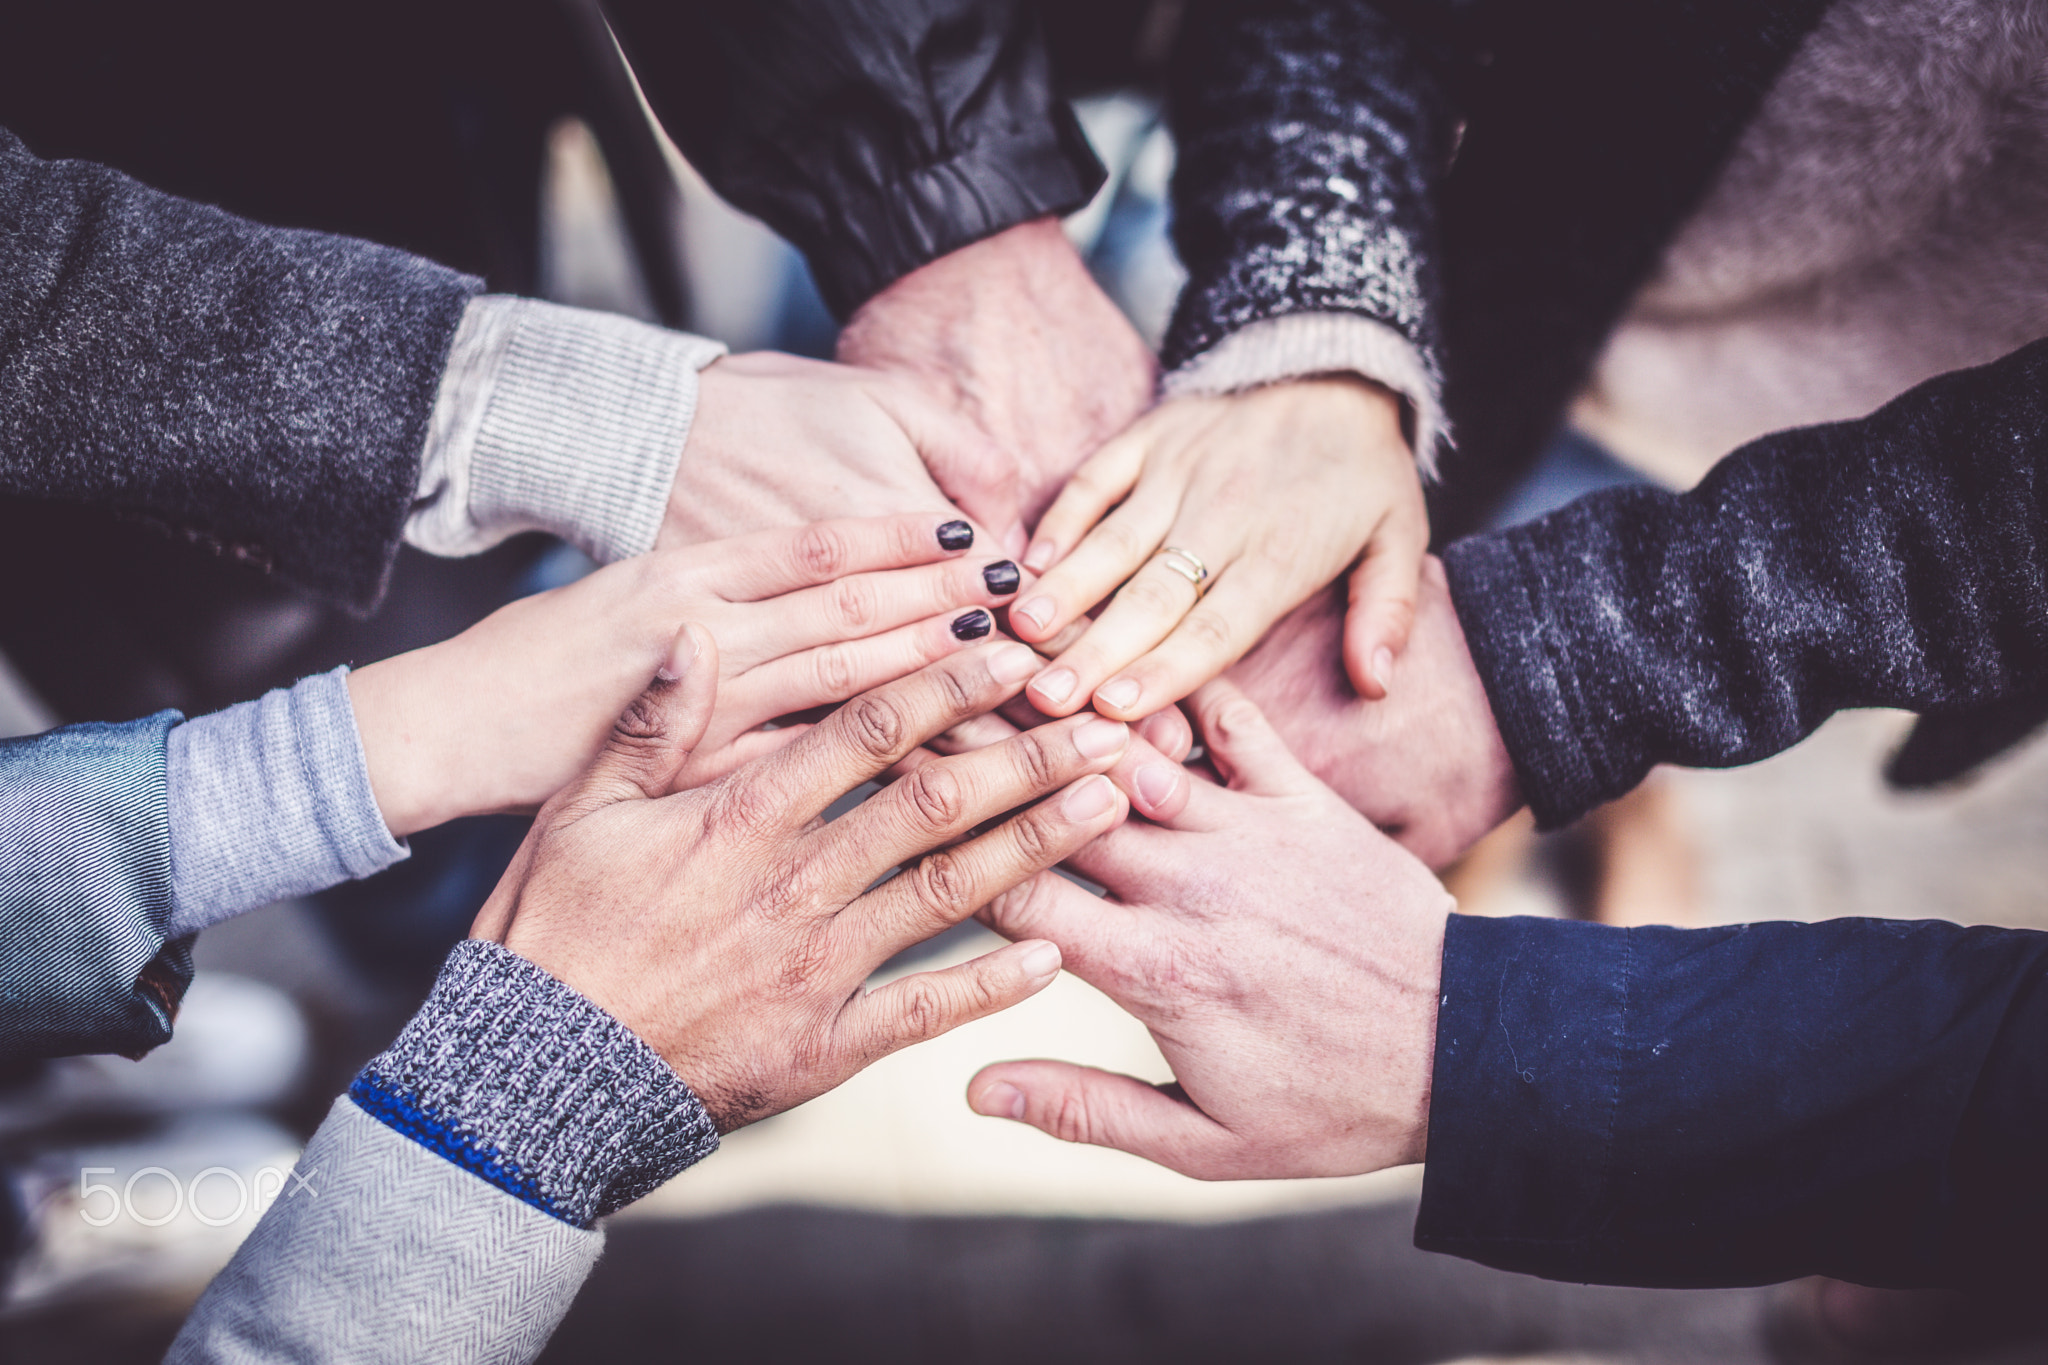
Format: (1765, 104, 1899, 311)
(1024, 550, 1207, 715)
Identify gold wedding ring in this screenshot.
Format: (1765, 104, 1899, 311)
(1155, 545, 1211, 596)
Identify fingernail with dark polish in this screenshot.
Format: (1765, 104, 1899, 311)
(937, 520, 974, 552)
(983, 560, 1021, 596)
(951, 608, 993, 640)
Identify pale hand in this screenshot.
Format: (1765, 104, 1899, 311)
(1009, 378, 1428, 724)
(349, 515, 1025, 837)
(970, 680, 1451, 1179)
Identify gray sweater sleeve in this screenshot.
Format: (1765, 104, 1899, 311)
(168, 939, 720, 1363)
(1442, 336, 2048, 829)
(0, 126, 479, 612)
(166, 669, 407, 939)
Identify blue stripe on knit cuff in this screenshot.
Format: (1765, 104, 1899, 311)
(347, 1073, 574, 1225)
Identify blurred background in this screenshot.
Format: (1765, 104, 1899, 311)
(0, 3, 2045, 1362)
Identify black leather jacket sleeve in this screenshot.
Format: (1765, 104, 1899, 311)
(604, 0, 1105, 318)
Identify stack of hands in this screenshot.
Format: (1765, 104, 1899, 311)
(360, 217, 1519, 1184)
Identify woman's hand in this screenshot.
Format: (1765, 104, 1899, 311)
(349, 514, 1025, 836)
(1007, 378, 1427, 722)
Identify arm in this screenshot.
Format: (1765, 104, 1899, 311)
(0, 128, 477, 611)
(173, 628, 1136, 1361)
(1004, 0, 1458, 712)
(970, 682, 2048, 1292)
(1445, 335, 2048, 829)
(601, 0, 1104, 320)
(1417, 913, 2048, 1290)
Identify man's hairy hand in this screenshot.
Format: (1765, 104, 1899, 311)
(472, 635, 1133, 1133)
(837, 218, 1158, 551)
(1228, 559, 1521, 869)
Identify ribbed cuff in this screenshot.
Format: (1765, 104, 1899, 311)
(407, 296, 726, 565)
(167, 669, 408, 938)
(1163, 312, 1446, 478)
(351, 939, 719, 1228)
(1441, 533, 1607, 829)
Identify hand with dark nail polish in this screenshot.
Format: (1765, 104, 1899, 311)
(983, 561, 1021, 596)
(938, 520, 975, 552)
(952, 609, 994, 640)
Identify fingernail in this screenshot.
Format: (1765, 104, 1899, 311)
(937, 520, 974, 552)
(976, 1081, 1027, 1120)
(1013, 596, 1054, 632)
(1134, 762, 1183, 811)
(1061, 773, 1116, 820)
(990, 644, 1040, 686)
(1018, 941, 1062, 980)
(1072, 718, 1129, 759)
(1032, 667, 1077, 706)
(1095, 677, 1141, 713)
(982, 560, 1021, 596)
(1372, 647, 1395, 693)
(951, 609, 993, 641)
(655, 625, 701, 683)
(1023, 541, 1055, 574)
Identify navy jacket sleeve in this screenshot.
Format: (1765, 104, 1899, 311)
(0, 714, 190, 1062)
(604, 0, 1104, 318)
(1443, 336, 2048, 829)
(0, 127, 480, 612)
(1418, 913, 2048, 1290)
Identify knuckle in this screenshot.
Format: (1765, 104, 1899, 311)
(829, 578, 878, 632)
(1094, 519, 1149, 563)
(910, 848, 974, 923)
(1181, 607, 1238, 654)
(930, 660, 977, 717)
(1119, 574, 1184, 618)
(893, 980, 949, 1043)
(793, 524, 850, 580)
(710, 777, 784, 838)
(902, 765, 966, 833)
(773, 929, 835, 1000)
(1006, 808, 1060, 867)
(1007, 729, 1062, 792)
(844, 693, 908, 760)
(812, 642, 858, 698)
(1045, 1087, 1098, 1145)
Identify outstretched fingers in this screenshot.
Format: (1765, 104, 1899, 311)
(967, 1061, 1241, 1178)
(838, 938, 1065, 1067)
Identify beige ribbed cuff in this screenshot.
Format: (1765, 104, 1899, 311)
(1163, 312, 1446, 479)
(408, 296, 727, 564)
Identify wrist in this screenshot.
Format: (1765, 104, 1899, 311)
(347, 651, 467, 839)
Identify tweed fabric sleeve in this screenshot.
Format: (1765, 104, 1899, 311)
(166, 1095, 600, 1365)
(0, 128, 480, 612)
(1442, 336, 2048, 829)
(166, 668, 407, 939)
(0, 714, 188, 1062)
(349, 938, 720, 1228)
(1162, 0, 1458, 466)
(406, 297, 727, 565)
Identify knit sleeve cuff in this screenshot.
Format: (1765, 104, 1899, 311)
(350, 939, 719, 1228)
(406, 296, 727, 565)
(1440, 533, 1611, 829)
(1162, 313, 1446, 479)
(166, 668, 407, 938)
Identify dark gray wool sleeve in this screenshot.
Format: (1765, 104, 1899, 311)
(0, 127, 481, 612)
(350, 938, 719, 1229)
(1161, 0, 1458, 376)
(1442, 337, 2048, 831)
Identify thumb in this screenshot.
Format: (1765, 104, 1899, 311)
(1187, 679, 1317, 797)
(555, 624, 719, 818)
(969, 1061, 1239, 1179)
(1342, 514, 1428, 700)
